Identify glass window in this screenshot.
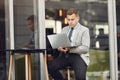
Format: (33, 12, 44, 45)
(45, 0, 110, 80)
(5, 0, 41, 80)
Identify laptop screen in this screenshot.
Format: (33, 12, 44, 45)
(47, 33, 71, 49)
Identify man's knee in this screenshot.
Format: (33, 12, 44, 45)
(47, 61, 56, 74)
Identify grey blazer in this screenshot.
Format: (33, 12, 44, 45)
(61, 23, 90, 65)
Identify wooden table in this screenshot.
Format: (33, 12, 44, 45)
(3, 49, 49, 80)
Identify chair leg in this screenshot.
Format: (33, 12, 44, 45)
(67, 68, 70, 80)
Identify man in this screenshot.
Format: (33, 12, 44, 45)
(96, 28, 109, 50)
(24, 15, 35, 49)
(48, 8, 90, 80)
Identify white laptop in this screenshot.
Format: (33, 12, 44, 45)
(47, 33, 72, 49)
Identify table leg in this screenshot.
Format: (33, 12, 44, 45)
(8, 54, 14, 80)
(25, 54, 32, 80)
(28, 54, 32, 80)
(25, 54, 29, 80)
(43, 53, 49, 80)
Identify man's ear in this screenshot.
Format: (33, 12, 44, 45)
(77, 16, 80, 21)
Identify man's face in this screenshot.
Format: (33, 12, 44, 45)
(67, 13, 79, 28)
(27, 20, 34, 31)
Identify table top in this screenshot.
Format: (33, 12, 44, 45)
(0, 49, 46, 53)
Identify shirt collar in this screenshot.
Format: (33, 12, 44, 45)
(69, 23, 79, 30)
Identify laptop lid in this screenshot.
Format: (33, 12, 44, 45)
(47, 33, 71, 49)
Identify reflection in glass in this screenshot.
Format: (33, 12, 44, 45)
(96, 28, 109, 50)
(13, 0, 40, 80)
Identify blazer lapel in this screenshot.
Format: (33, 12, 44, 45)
(73, 23, 82, 42)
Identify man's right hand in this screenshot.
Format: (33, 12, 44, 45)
(58, 47, 70, 53)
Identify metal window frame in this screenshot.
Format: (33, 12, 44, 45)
(108, 0, 118, 80)
(34, 0, 46, 80)
(5, 0, 15, 80)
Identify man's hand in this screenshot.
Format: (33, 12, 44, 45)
(58, 47, 70, 53)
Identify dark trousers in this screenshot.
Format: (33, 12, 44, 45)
(48, 53, 87, 80)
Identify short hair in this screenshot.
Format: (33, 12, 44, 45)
(26, 15, 34, 21)
(67, 8, 79, 16)
(99, 28, 104, 31)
